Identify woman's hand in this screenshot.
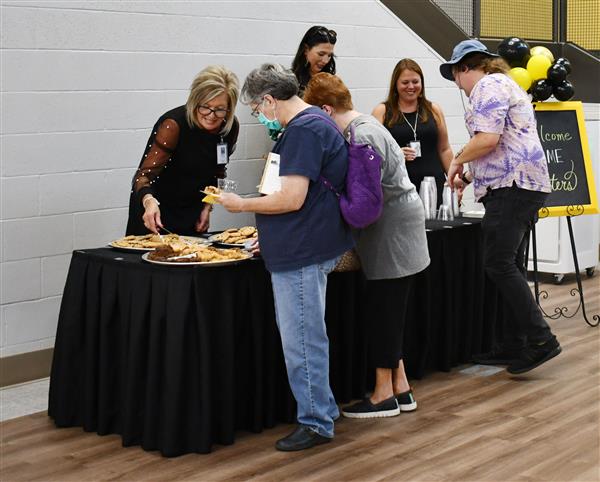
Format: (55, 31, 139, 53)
(195, 204, 212, 233)
(219, 192, 245, 213)
(401, 147, 418, 162)
(245, 237, 260, 256)
(142, 197, 163, 233)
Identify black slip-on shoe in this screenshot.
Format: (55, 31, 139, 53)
(341, 396, 400, 419)
(507, 336, 562, 374)
(395, 389, 417, 412)
(472, 346, 523, 365)
(275, 425, 332, 452)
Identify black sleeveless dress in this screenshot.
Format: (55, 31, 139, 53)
(126, 106, 239, 235)
(385, 107, 445, 206)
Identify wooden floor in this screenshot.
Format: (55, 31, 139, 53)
(2, 272, 599, 482)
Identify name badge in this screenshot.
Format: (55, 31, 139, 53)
(409, 140, 422, 158)
(217, 142, 229, 165)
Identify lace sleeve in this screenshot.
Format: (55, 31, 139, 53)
(132, 118, 180, 202)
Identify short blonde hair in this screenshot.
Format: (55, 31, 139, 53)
(186, 65, 239, 134)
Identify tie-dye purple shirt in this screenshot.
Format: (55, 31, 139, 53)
(465, 73, 551, 201)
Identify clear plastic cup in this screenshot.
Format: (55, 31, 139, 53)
(437, 204, 454, 221)
(217, 178, 238, 193)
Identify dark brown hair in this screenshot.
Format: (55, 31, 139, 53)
(303, 72, 354, 111)
(291, 26, 337, 91)
(383, 58, 435, 127)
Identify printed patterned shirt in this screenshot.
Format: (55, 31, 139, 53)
(465, 73, 551, 201)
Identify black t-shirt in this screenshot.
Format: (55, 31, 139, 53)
(256, 107, 353, 272)
(385, 107, 445, 204)
(126, 105, 239, 235)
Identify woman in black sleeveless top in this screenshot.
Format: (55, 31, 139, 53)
(373, 59, 453, 205)
(126, 66, 239, 236)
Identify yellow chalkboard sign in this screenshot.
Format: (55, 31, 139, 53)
(534, 101, 598, 217)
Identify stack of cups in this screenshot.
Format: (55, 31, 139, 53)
(419, 176, 437, 220)
(439, 183, 455, 221)
(452, 189, 460, 217)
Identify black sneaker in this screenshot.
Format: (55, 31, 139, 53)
(472, 347, 522, 365)
(341, 396, 400, 419)
(396, 389, 417, 412)
(507, 336, 561, 374)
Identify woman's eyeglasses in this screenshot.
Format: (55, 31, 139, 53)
(197, 105, 229, 119)
(250, 98, 266, 118)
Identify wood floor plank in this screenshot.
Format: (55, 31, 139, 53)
(1, 273, 598, 481)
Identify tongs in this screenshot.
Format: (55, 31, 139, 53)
(166, 252, 198, 261)
(158, 226, 195, 246)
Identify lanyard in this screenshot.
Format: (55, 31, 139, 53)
(401, 111, 419, 141)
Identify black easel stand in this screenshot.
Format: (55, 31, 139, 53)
(530, 215, 599, 327)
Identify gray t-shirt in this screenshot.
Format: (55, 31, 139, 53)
(345, 115, 430, 280)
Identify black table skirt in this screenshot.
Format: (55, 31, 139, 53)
(49, 218, 507, 456)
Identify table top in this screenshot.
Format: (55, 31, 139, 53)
(82, 216, 482, 270)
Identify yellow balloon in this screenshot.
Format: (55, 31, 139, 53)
(509, 67, 533, 91)
(530, 46, 554, 63)
(527, 55, 552, 81)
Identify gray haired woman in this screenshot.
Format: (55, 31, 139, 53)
(219, 64, 353, 451)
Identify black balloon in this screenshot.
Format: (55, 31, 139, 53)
(547, 64, 568, 85)
(553, 80, 575, 101)
(497, 37, 530, 67)
(531, 79, 553, 101)
(555, 57, 572, 74)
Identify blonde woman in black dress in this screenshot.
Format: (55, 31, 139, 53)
(127, 65, 239, 235)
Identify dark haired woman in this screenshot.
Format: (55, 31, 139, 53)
(372, 58, 453, 204)
(291, 25, 337, 96)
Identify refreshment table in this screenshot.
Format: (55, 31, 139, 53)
(49, 218, 508, 456)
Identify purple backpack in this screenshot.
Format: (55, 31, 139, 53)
(305, 114, 384, 229)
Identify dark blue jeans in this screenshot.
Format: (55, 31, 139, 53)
(481, 184, 553, 347)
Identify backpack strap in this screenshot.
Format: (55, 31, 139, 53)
(319, 175, 341, 197)
(293, 112, 348, 197)
(297, 112, 345, 140)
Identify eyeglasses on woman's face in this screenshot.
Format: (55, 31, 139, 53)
(197, 105, 229, 119)
(250, 104, 261, 118)
(250, 97, 268, 118)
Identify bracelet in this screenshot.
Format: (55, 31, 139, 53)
(461, 172, 472, 185)
(142, 195, 159, 209)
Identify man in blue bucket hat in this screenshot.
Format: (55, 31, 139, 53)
(439, 39, 499, 81)
(441, 39, 561, 375)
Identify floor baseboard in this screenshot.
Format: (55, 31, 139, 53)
(0, 349, 54, 388)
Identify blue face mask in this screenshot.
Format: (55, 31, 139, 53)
(257, 105, 283, 140)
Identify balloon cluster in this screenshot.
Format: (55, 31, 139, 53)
(497, 37, 574, 102)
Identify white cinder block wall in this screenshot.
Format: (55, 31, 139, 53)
(1, 0, 471, 359)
